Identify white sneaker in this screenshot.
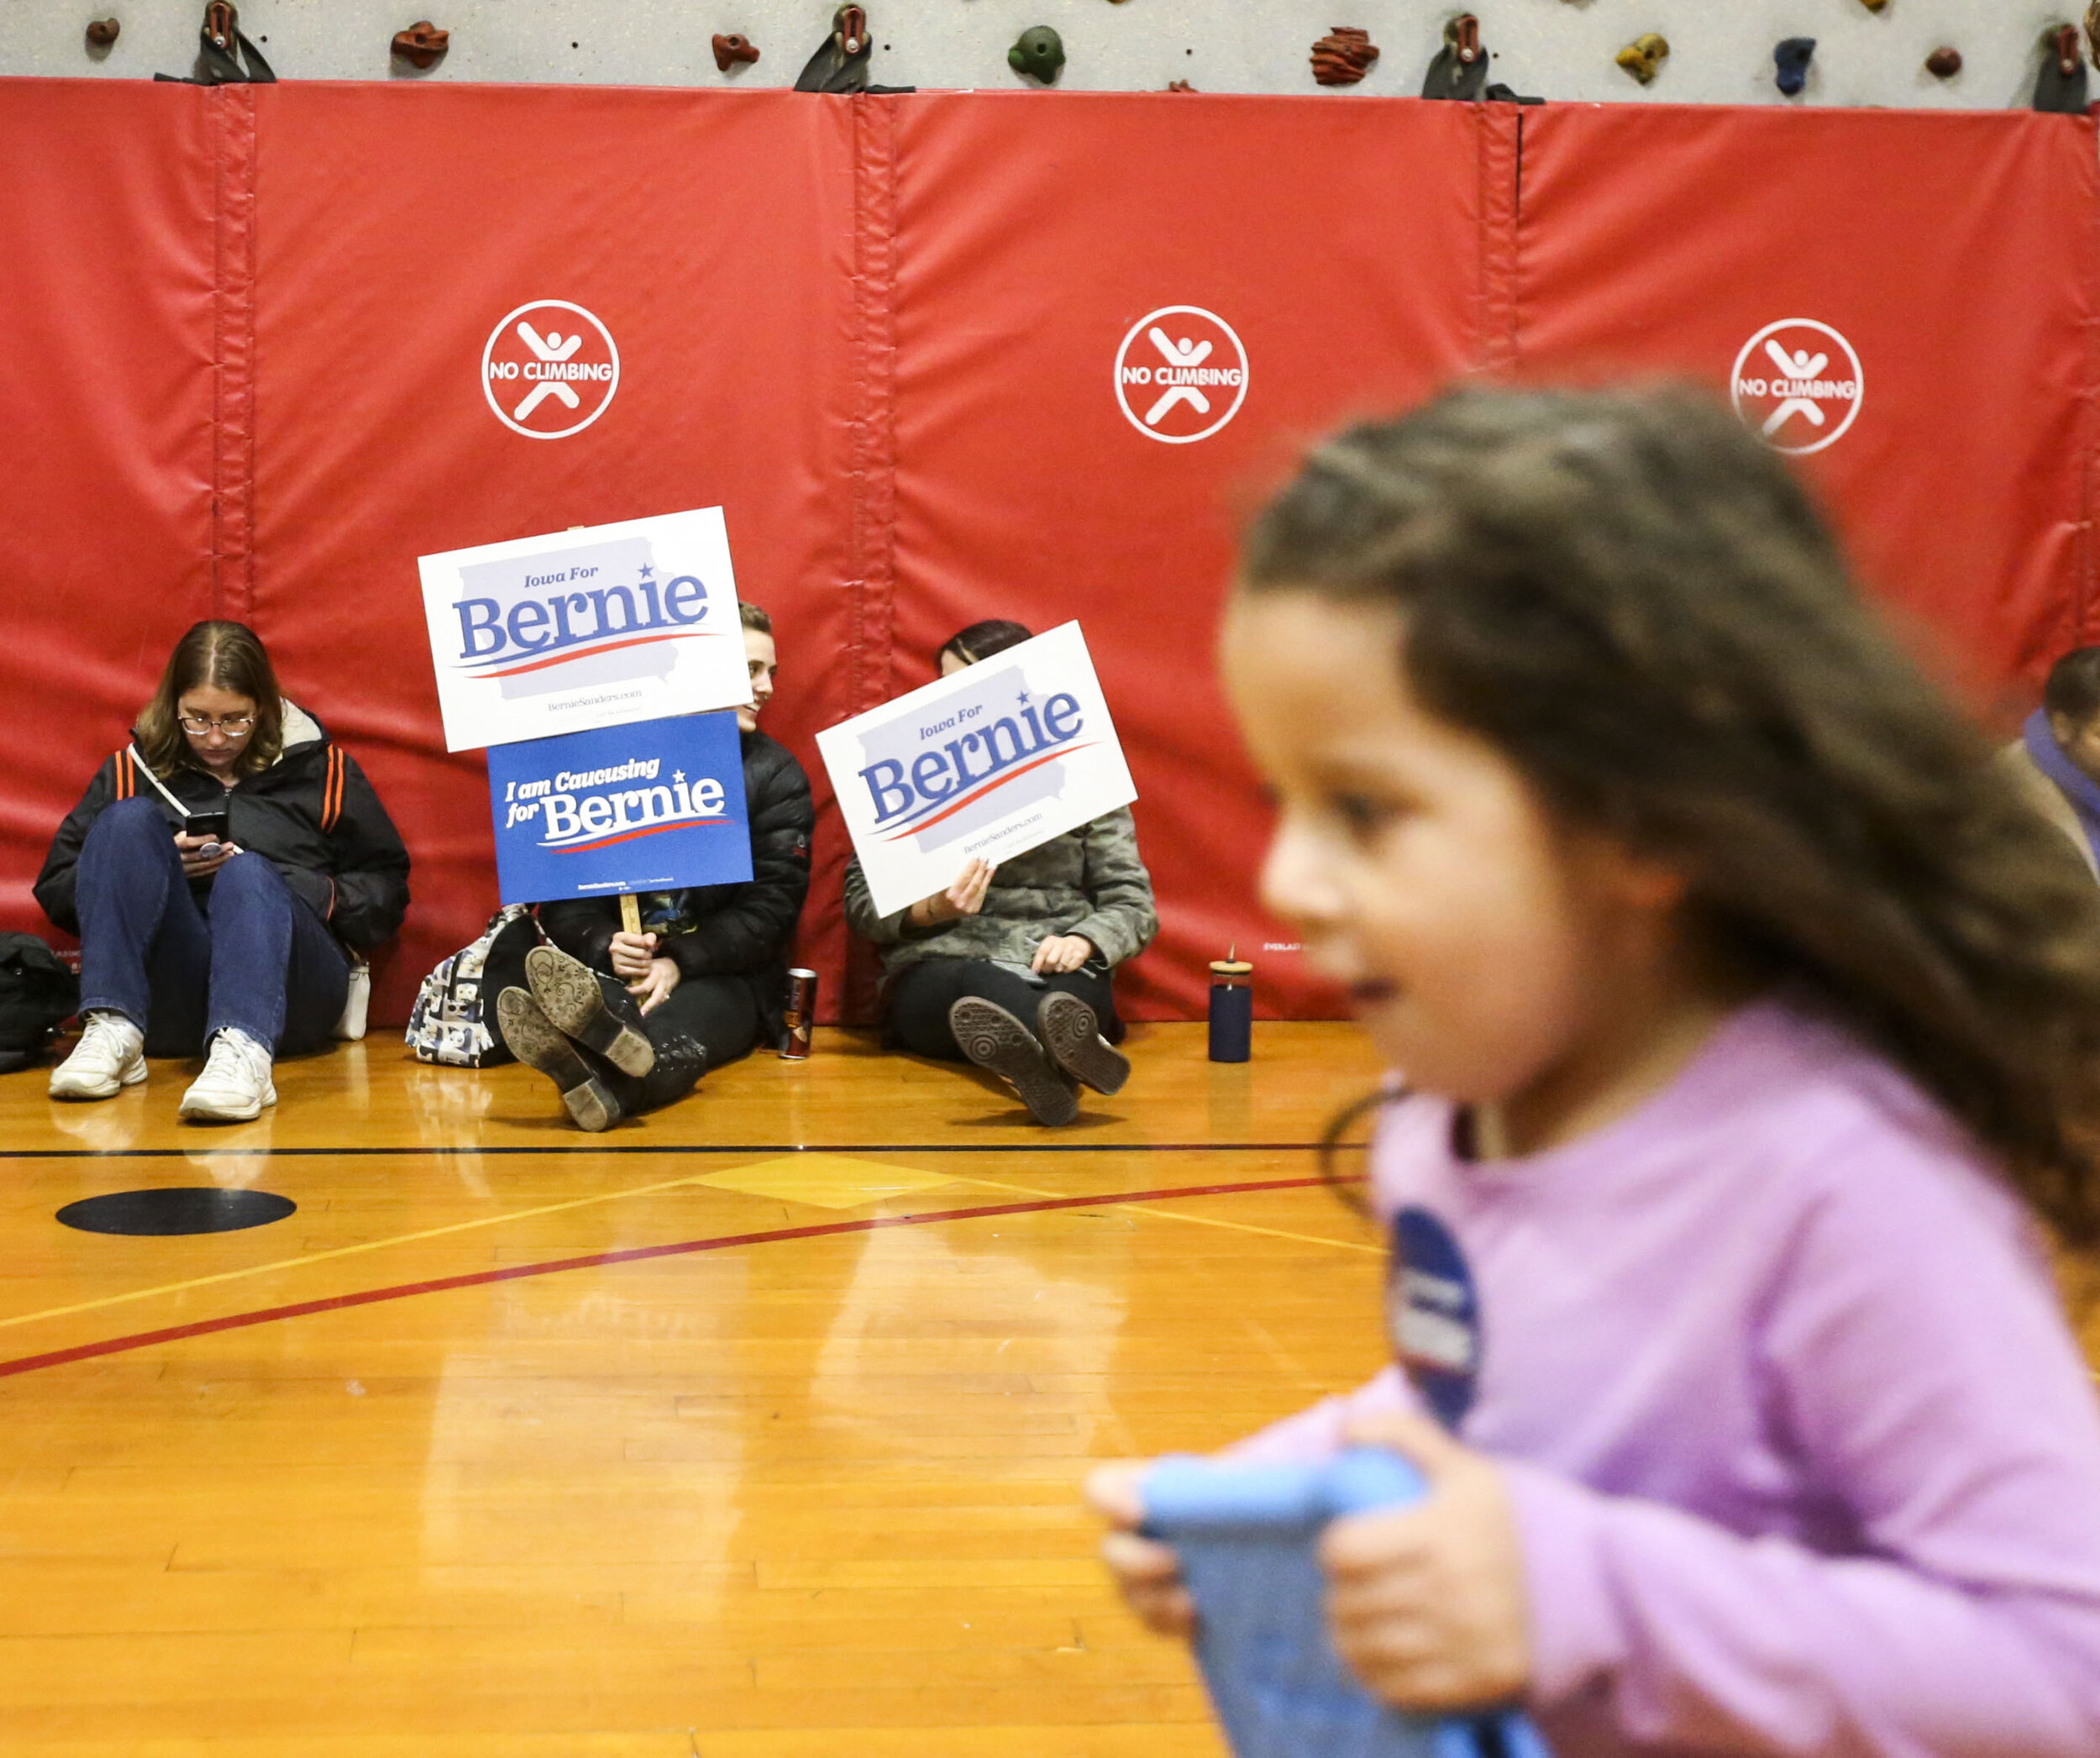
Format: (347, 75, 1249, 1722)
(49, 1010, 147, 1100)
(179, 1029, 277, 1122)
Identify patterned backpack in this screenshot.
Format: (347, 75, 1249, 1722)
(404, 905, 530, 1067)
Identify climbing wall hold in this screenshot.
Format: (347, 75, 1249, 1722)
(794, 5, 869, 92)
(159, 0, 274, 82)
(711, 33, 759, 71)
(1310, 27, 1378, 86)
(1773, 38, 1815, 97)
(1614, 34, 1668, 85)
(85, 17, 119, 45)
(1421, 14, 1487, 100)
(1165, 79, 1198, 92)
(1008, 26, 1065, 84)
(1856, 0, 1887, 11)
(1924, 46, 1961, 78)
(391, 21, 449, 67)
(2035, 24, 2089, 111)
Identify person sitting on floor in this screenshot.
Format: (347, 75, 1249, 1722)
(487, 601, 814, 1131)
(36, 619, 410, 1121)
(843, 618, 1158, 1126)
(2003, 644, 2100, 881)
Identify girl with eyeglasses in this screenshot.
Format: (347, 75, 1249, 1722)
(36, 620, 410, 1120)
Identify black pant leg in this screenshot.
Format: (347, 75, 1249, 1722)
(631, 974, 759, 1113)
(883, 958, 1118, 1061)
(646, 974, 760, 1066)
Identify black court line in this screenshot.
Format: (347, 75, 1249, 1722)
(3, 1140, 1336, 1160)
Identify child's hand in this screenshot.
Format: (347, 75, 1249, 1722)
(1085, 1461, 1197, 1639)
(1322, 1413, 1533, 1713)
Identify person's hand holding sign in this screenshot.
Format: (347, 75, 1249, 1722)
(611, 929, 682, 1016)
(909, 858, 996, 929)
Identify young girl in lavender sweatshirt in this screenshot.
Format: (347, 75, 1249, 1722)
(1089, 386, 2100, 1755)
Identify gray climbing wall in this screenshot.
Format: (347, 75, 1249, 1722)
(5, 2, 2071, 109)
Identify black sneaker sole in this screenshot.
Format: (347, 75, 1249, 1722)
(497, 989, 622, 1133)
(524, 944, 655, 1078)
(948, 998, 1079, 1126)
(1037, 991, 1130, 1096)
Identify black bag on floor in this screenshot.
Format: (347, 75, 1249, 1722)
(0, 932, 81, 1073)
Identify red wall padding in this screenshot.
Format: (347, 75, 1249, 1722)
(0, 84, 2092, 1027)
(0, 84, 221, 932)
(882, 95, 1510, 1019)
(1513, 104, 2100, 704)
(243, 85, 865, 1022)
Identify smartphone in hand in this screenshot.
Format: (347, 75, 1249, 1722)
(183, 811, 232, 859)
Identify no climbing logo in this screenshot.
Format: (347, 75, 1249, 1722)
(1115, 306, 1250, 445)
(482, 301, 621, 440)
(1730, 319, 1864, 457)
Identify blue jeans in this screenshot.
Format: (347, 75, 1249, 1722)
(75, 797, 350, 1057)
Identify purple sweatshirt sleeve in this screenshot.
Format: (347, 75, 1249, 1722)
(1507, 1133, 2100, 1754)
(1220, 1366, 1421, 1463)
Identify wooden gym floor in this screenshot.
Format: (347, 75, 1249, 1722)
(0, 1020, 1395, 1756)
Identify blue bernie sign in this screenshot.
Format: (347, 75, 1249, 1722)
(486, 713, 752, 905)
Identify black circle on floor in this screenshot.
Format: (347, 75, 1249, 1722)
(56, 1188, 297, 1237)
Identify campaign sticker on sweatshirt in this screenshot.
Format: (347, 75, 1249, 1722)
(1388, 1205, 1481, 1430)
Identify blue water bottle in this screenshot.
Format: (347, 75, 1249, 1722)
(1209, 950, 1254, 1063)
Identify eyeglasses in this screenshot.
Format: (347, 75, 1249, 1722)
(178, 714, 255, 736)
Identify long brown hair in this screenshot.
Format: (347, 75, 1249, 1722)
(1243, 385, 2100, 1244)
(134, 621, 285, 780)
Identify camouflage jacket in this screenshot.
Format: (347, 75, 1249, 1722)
(843, 808, 1158, 978)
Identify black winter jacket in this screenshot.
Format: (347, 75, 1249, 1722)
(36, 703, 412, 951)
(538, 729, 814, 1042)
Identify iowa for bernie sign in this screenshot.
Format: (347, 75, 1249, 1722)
(486, 713, 752, 905)
(418, 507, 754, 753)
(816, 622, 1137, 918)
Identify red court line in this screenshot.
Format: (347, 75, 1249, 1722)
(0, 1175, 1343, 1382)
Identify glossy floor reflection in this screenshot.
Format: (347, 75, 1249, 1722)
(0, 1021, 1392, 1755)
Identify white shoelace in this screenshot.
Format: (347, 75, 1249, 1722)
(202, 1029, 270, 1084)
(76, 1011, 140, 1061)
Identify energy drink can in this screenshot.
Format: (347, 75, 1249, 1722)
(781, 968, 817, 1059)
